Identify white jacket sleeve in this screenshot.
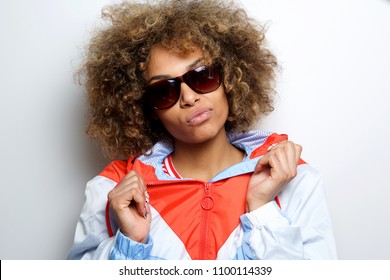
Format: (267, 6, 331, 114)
(67, 175, 155, 260)
(67, 176, 118, 259)
(239, 164, 337, 259)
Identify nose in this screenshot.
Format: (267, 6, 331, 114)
(179, 82, 200, 107)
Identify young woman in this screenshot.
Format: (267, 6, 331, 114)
(68, 0, 337, 260)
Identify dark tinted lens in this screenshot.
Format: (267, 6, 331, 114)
(144, 79, 180, 110)
(185, 64, 221, 93)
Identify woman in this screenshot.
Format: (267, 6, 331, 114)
(68, 0, 337, 260)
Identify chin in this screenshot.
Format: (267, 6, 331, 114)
(176, 128, 223, 144)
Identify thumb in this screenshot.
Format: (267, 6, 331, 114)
(254, 156, 270, 174)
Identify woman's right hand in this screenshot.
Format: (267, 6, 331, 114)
(107, 170, 151, 243)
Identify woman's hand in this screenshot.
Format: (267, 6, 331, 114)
(107, 170, 151, 243)
(246, 141, 302, 212)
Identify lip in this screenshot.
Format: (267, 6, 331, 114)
(186, 108, 212, 126)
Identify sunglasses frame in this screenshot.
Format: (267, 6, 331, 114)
(143, 63, 222, 110)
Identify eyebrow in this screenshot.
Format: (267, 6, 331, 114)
(148, 58, 203, 83)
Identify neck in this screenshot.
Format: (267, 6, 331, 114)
(171, 130, 244, 181)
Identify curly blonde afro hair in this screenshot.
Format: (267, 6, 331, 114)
(80, 0, 278, 159)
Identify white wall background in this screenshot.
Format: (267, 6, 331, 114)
(0, 0, 389, 259)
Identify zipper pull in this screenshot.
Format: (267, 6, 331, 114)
(201, 182, 214, 210)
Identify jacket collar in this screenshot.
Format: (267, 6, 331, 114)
(135, 130, 274, 182)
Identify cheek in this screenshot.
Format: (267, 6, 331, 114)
(216, 91, 229, 118)
(158, 116, 188, 141)
(154, 110, 180, 131)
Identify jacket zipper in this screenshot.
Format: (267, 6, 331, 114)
(199, 182, 214, 259)
(146, 179, 215, 260)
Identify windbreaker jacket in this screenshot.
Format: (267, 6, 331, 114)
(68, 130, 337, 260)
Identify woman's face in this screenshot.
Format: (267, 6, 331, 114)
(145, 46, 229, 145)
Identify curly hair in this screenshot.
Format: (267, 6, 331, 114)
(79, 0, 278, 159)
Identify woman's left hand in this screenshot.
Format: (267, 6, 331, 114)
(246, 141, 302, 212)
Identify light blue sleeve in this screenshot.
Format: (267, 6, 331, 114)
(109, 231, 156, 260)
(237, 201, 303, 259)
(236, 164, 337, 260)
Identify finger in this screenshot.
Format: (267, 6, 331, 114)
(267, 142, 279, 152)
(118, 171, 146, 191)
(280, 142, 298, 176)
(275, 141, 303, 179)
(144, 195, 152, 221)
(255, 140, 285, 173)
(140, 190, 151, 220)
(253, 154, 271, 173)
(276, 141, 302, 163)
(108, 179, 146, 216)
(255, 147, 288, 176)
(112, 184, 147, 219)
(120, 184, 149, 219)
(294, 143, 303, 163)
(281, 142, 302, 176)
(262, 142, 298, 184)
(268, 139, 292, 150)
(132, 189, 148, 218)
(108, 184, 139, 209)
(268, 148, 291, 180)
(111, 172, 147, 202)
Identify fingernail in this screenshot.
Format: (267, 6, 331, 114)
(144, 199, 151, 220)
(267, 143, 278, 151)
(144, 190, 150, 204)
(144, 207, 148, 220)
(144, 200, 150, 219)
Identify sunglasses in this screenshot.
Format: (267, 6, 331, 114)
(143, 63, 222, 110)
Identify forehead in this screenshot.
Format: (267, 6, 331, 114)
(145, 44, 212, 79)
(148, 45, 203, 70)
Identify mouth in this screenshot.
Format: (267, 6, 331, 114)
(186, 108, 212, 126)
